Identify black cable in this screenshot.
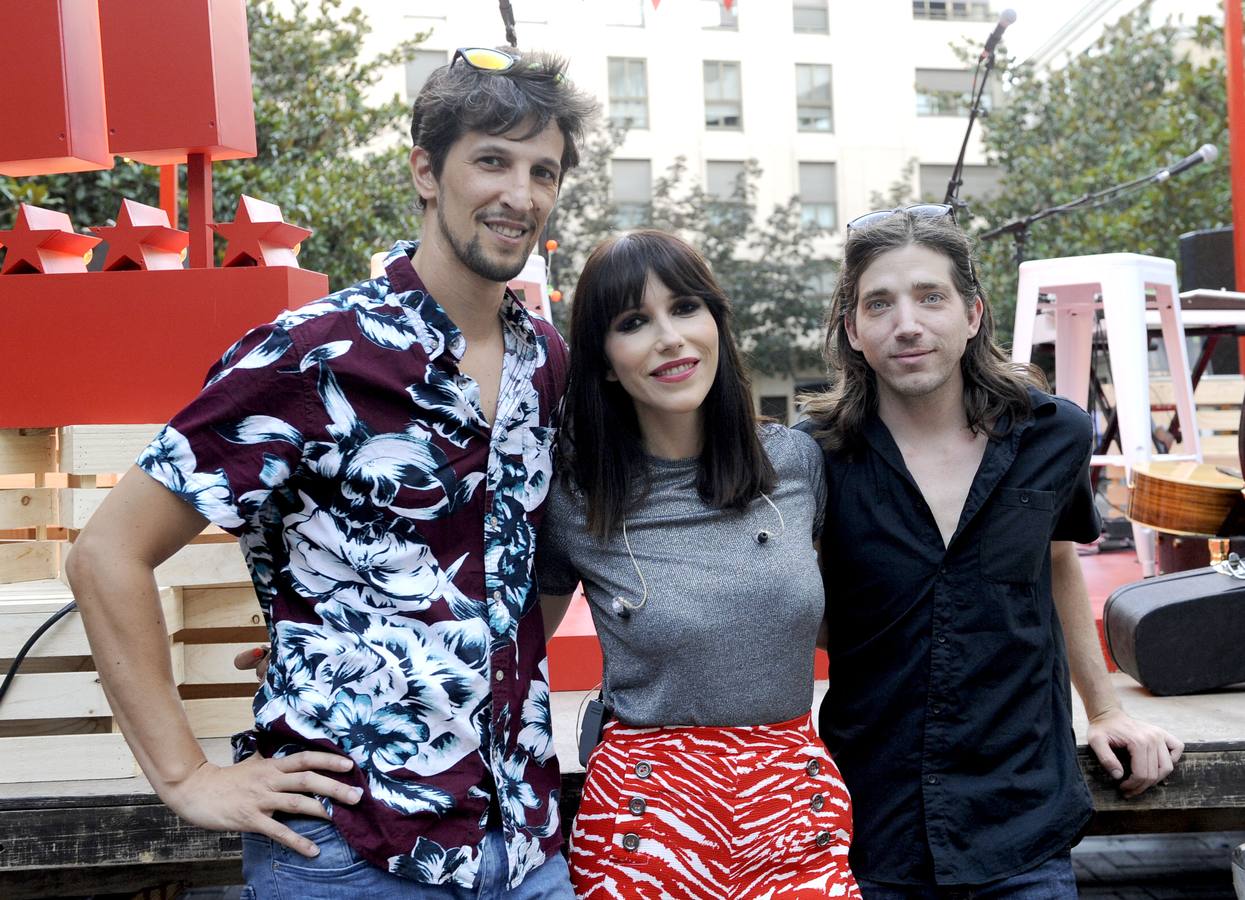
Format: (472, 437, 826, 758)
(0, 601, 77, 704)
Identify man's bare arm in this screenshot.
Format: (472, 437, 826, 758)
(66, 467, 361, 855)
(1049, 540, 1183, 798)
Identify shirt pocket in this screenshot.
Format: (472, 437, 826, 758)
(517, 425, 555, 512)
(980, 487, 1055, 584)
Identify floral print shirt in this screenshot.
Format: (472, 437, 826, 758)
(137, 242, 567, 888)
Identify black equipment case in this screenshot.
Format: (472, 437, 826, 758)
(1103, 566, 1245, 695)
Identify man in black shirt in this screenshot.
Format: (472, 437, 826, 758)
(800, 208, 1182, 897)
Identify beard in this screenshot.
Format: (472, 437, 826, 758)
(436, 204, 533, 283)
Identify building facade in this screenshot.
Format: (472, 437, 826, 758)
(355, 0, 1007, 416)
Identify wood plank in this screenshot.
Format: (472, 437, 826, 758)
(0, 488, 56, 531)
(55, 487, 108, 530)
(0, 584, 180, 658)
(1098, 377, 1245, 407)
(181, 643, 262, 687)
(0, 734, 135, 784)
(0, 859, 242, 900)
(58, 425, 162, 476)
(0, 541, 59, 584)
(0, 429, 55, 477)
(181, 585, 261, 630)
(1195, 409, 1243, 432)
(0, 798, 240, 876)
(154, 542, 248, 587)
(1079, 742, 1245, 833)
(184, 697, 254, 739)
(0, 672, 109, 721)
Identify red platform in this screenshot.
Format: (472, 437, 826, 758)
(546, 548, 1144, 691)
(0, 266, 327, 426)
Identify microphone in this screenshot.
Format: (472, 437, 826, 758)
(981, 9, 1017, 60)
(1155, 144, 1219, 182)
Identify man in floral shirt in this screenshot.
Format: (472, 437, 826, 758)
(67, 50, 596, 897)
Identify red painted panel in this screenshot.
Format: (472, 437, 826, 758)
(0, 266, 326, 426)
(99, 0, 257, 164)
(0, 0, 112, 176)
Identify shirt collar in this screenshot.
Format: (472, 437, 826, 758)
(381, 240, 541, 364)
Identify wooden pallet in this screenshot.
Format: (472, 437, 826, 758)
(0, 425, 262, 783)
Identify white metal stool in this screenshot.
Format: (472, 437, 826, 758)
(1011, 253, 1201, 576)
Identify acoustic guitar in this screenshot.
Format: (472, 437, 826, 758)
(1127, 459, 1245, 537)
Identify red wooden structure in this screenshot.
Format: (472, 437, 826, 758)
(0, 0, 326, 429)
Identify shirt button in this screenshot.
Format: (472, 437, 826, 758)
(486, 515, 498, 527)
(494, 670, 505, 682)
(492, 590, 502, 601)
(634, 762, 652, 778)
(811, 793, 825, 811)
(815, 831, 832, 847)
(1020, 492, 1030, 504)
(805, 759, 821, 777)
(926, 775, 939, 785)
(628, 797, 647, 815)
(621, 833, 641, 851)
(932, 705, 943, 715)
(937, 634, 947, 644)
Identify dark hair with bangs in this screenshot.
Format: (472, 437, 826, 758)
(409, 49, 597, 211)
(802, 212, 1043, 452)
(565, 229, 775, 540)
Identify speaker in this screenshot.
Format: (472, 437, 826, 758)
(1178, 227, 1235, 292)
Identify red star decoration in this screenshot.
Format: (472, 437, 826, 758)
(0, 204, 101, 275)
(90, 199, 189, 271)
(210, 195, 312, 268)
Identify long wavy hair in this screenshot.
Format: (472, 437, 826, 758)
(564, 230, 775, 540)
(803, 212, 1044, 452)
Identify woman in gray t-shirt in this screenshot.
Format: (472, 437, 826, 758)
(538, 230, 860, 899)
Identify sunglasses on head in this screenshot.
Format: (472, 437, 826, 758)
(845, 203, 956, 233)
(450, 47, 566, 83)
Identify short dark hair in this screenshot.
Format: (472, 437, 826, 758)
(409, 50, 597, 210)
(564, 229, 776, 540)
(802, 211, 1043, 452)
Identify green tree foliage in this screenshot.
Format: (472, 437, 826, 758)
(1, 0, 422, 290)
(968, 4, 1230, 337)
(545, 127, 834, 377)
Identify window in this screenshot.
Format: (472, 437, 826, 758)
(405, 50, 447, 100)
(799, 162, 837, 229)
(915, 68, 991, 117)
(912, 1, 992, 21)
(612, 159, 652, 228)
(704, 61, 743, 129)
(704, 0, 738, 29)
(608, 58, 649, 129)
(796, 64, 833, 131)
(604, 0, 645, 26)
(706, 160, 747, 225)
(760, 395, 790, 425)
(793, 0, 829, 33)
(707, 161, 746, 202)
(918, 164, 1001, 202)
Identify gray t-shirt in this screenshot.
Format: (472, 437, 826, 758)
(537, 424, 827, 727)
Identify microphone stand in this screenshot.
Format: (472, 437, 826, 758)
(979, 166, 1169, 268)
(498, 0, 518, 47)
(943, 50, 1000, 219)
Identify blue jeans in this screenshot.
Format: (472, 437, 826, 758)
(856, 852, 1077, 899)
(241, 816, 573, 900)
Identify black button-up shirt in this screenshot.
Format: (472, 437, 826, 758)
(801, 389, 1100, 886)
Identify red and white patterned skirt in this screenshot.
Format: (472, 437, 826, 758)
(570, 712, 861, 899)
